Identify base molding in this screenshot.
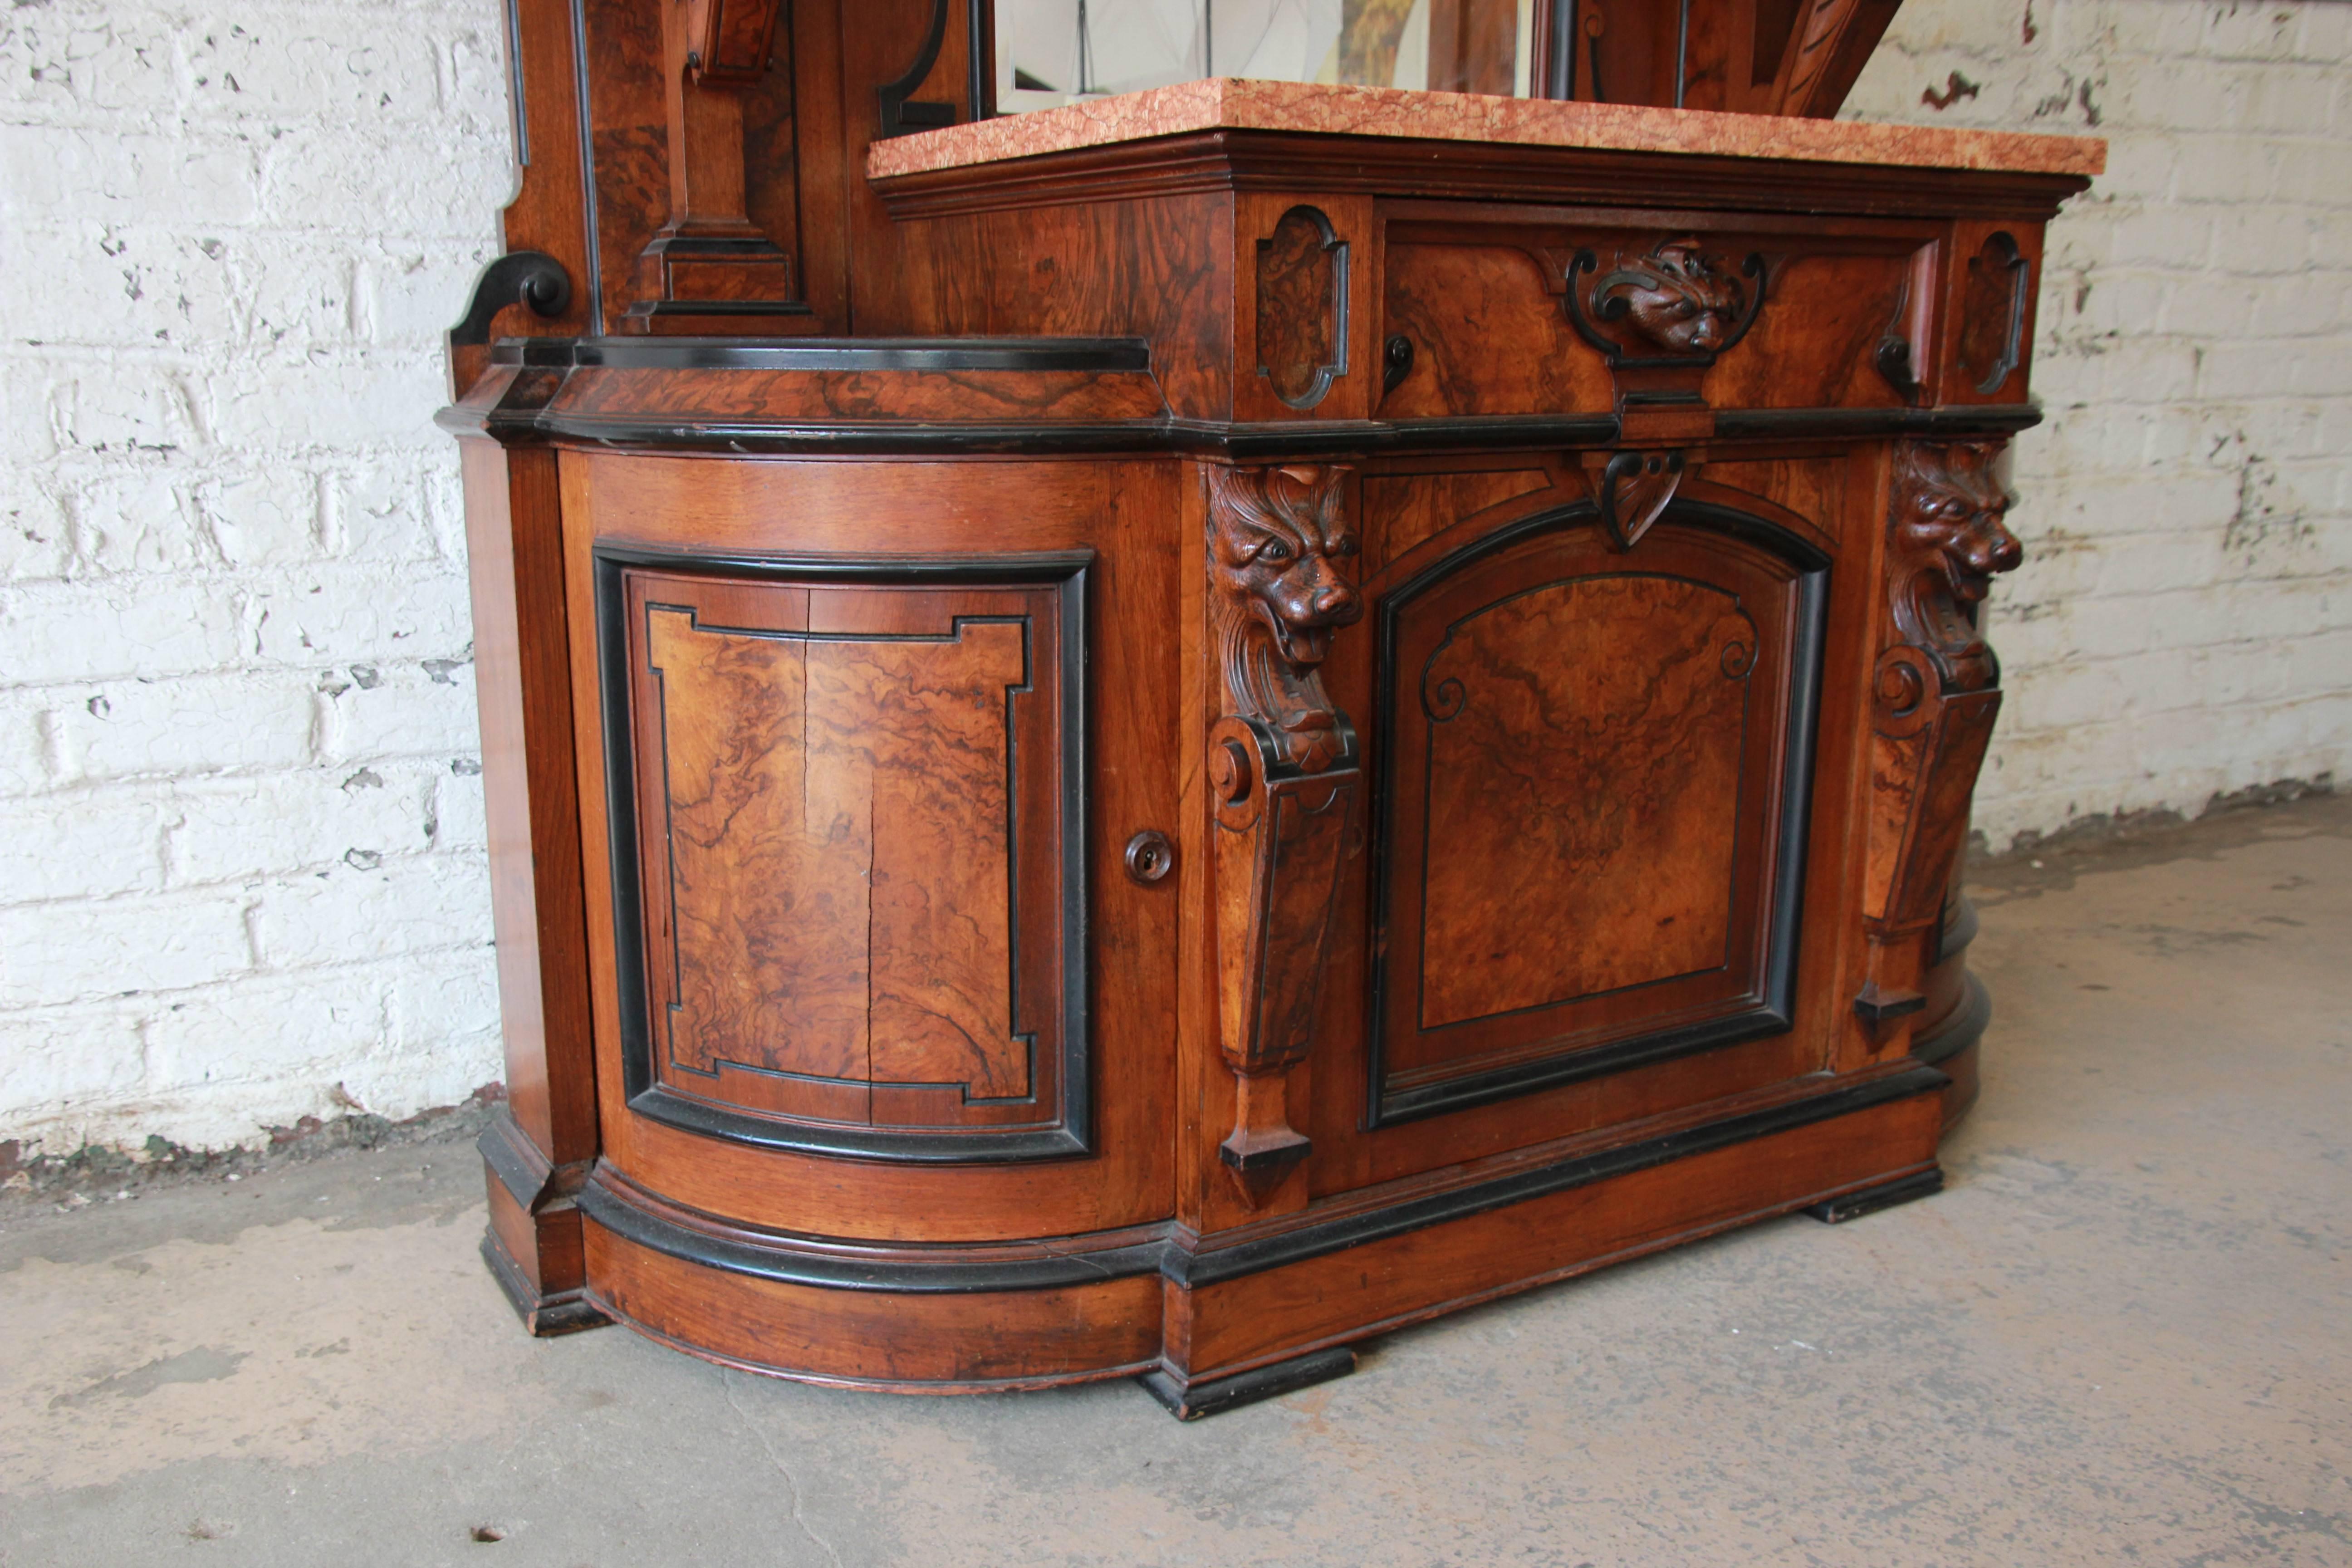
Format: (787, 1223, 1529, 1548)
(572, 1064, 1949, 1405)
(1139, 1347, 1359, 1420)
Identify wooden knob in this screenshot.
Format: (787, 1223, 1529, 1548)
(1209, 738, 1254, 803)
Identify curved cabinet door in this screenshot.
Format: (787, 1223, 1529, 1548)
(598, 548, 1090, 1163)
(1370, 504, 1826, 1124)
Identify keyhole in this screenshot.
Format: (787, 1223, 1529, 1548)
(1123, 830, 1175, 885)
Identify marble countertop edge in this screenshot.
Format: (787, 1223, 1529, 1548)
(865, 78, 2107, 183)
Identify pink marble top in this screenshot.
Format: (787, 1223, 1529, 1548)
(866, 78, 2105, 182)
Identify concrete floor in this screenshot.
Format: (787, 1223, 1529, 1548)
(4, 798, 2348, 1568)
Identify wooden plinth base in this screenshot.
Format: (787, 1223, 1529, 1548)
(477, 1115, 610, 1337)
(564, 1065, 1948, 1412)
(1803, 1166, 1944, 1223)
(481, 1230, 612, 1337)
(1140, 1347, 1359, 1420)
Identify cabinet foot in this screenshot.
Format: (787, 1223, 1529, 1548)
(1805, 1166, 1944, 1224)
(1138, 1346, 1358, 1421)
(480, 1231, 612, 1337)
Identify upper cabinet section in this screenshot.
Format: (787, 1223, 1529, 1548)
(478, 0, 992, 348)
(990, 0, 1906, 116)
(455, 0, 2100, 406)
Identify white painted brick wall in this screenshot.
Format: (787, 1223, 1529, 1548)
(1, 0, 2346, 1155)
(0, 0, 512, 1156)
(1845, 0, 2352, 849)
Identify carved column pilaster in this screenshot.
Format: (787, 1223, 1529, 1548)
(1205, 465, 1362, 1207)
(1857, 440, 2024, 1038)
(627, 0, 795, 326)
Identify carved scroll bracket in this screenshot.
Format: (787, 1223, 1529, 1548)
(1205, 465, 1362, 1207)
(1858, 441, 2024, 1037)
(1588, 448, 1688, 551)
(1875, 275, 1926, 404)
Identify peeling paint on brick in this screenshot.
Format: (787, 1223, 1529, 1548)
(2, 0, 2347, 1159)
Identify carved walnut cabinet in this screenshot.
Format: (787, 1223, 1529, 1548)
(442, 0, 2100, 1416)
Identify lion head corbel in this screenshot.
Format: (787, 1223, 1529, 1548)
(1207, 465, 1362, 773)
(1890, 441, 2024, 691)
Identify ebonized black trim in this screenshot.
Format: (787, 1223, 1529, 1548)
(1364, 497, 1830, 1127)
(478, 1113, 555, 1208)
(877, 0, 957, 137)
(566, 0, 605, 330)
(449, 252, 573, 346)
(491, 334, 1153, 372)
(1853, 984, 1928, 1025)
(571, 1063, 1947, 1293)
(1257, 205, 1350, 412)
(1804, 1166, 1944, 1223)
(449, 375, 2043, 456)
(1714, 405, 2044, 439)
(578, 1176, 1166, 1293)
(593, 544, 1093, 1165)
(1139, 1348, 1359, 1420)
(501, 0, 529, 167)
(1911, 970, 1992, 1070)
(1970, 231, 2032, 394)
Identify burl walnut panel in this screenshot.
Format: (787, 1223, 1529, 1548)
(612, 564, 1078, 1145)
(1372, 512, 1822, 1122)
(1380, 225, 1920, 418)
(1419, 576, 1754, 1024)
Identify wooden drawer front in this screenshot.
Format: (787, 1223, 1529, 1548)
(1370, 505, 1825, 1123)
(598, 549, 1090, 1162)
(1380, 222, 1924, 417)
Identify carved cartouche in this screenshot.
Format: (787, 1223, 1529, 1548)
(1208, 465, 1362, 773)
(1595, 240, 1749, 355)
(1890, 441, 2024, 691)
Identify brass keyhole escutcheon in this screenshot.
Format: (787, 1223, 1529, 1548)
(1123, 830, 1175, 885)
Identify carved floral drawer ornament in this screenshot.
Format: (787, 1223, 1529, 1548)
(438, 0, 2099, 1419)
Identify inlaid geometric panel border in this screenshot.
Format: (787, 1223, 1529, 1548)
(1367, 501, 1827, 1127)
(594, 544, 1093, 1164)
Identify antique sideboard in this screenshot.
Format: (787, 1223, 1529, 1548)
(441, 0, 2100, 1416)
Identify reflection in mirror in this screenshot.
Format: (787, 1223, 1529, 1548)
(994, 0, 1536, 112)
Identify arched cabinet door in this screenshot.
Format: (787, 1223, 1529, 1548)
(1367, 502, 1827, 1125)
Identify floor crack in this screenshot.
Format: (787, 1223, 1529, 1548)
(720, 1366, 847, 1568)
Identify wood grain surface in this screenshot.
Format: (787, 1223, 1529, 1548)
(1416, 574, 1755, 1024)
(621, 569, 1062, 1129)
(1374, 517, 1807, 1102)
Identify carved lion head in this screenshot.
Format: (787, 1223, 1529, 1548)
(1891, 441, 2024, 690)
(1210, 465, 1362, 667)
(1895, 441, 2023, 606)
(1596, 241, 1748, 356)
